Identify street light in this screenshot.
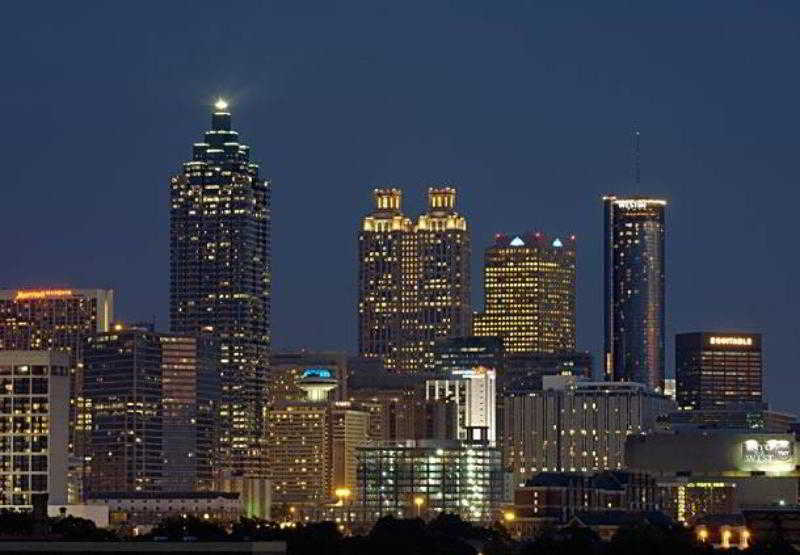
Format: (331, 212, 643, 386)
(335, 487, 352, 505)
(504, 511, 516, 523)
(414, 496, 425, 518)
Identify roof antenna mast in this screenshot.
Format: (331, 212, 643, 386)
(633, 124, 641, 189)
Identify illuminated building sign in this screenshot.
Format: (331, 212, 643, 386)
(709, 336, 753, 346)
(15, 289, 74, 301)
(742, 439, 792, 464)
(614, 199, 665, 210)
(302, 368, 333, 379)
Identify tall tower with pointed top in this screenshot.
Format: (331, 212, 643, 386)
(170, 101, 271, 477)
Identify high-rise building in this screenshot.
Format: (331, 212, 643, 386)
(160, 333, 219, 492)
(412, 188, 471, 371)
(170, 100, 270, 477)
(84, 326, 218, 494)
(432, 336, 504, 375)
(603, 196, 666, 391)
(269, 351, 349, 405)
(0, 289, 113, 458)
(474, 232, 576, 354)
(266, 368, 369, 509)
(675, 332, 762, 411)
(84, 327, 163, 494)
(0, 351, 69, 509)
(358, 189, 413, 372)
(357, 188, 471, 372)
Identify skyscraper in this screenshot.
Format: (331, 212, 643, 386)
(358, 187, 470, 372)
(474, 232, 576, 354)
(170, 100, 270, 477)
(603, 196, 666, 391)
(0, 288, 114, 459)
(412, 188, 471, 371)
(358, 189, 412, 371)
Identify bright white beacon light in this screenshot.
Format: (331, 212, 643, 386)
(215, 98, 228, 111)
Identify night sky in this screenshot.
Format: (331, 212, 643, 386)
(2, 2, 798, 411)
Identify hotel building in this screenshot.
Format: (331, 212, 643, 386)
(474, 233, 576, 354)
(603, 196, 666, 391)
(0, 288, 113, 459)
(0, 351, 69, 509)
(170, 101, 270, 477)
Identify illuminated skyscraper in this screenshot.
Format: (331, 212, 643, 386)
(0, 288, 113, 460)
(358, 189, 413, 371)
(603, 196, 666, 391)
(358, 187, 470, 372)
(170, 101, 270, 477)
(473, 232, 576, 354)
(412, 188, 471, 371)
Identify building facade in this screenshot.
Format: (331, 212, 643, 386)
(269, 351, 348, 405)
(501, 376, 674, 485)
(356, 439, 504, 523)
(170, 102, 270, 477)
(432, 336, 504, 375)
(0, 289, 113, 459)
(425, 368, 496, 443)
(0, 351, 69, 509)
(603, 196, 666, 391)
(358, 188, 470, 372)
(474, 233, 576, 354)
(676, 332, 762, 411)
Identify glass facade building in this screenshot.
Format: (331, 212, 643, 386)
(474, 232, 576, 354)
(356, 439, 503, 523)
(603, 196, 666, 391)
(170, 103, 270, 477)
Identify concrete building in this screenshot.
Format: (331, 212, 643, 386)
(170, 101, 271, 478)
(425, 367, 496, 443)
(356, 439, 503, 523)
(0, 351, 69, 509)
(0, 288, 113, 463)
(501, 376, 674, 486)
(474, 232, 576, 354)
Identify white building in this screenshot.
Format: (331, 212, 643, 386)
(0, 351, 70, 509)
(425, 367, 496, 443)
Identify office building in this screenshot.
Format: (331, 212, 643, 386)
(0, 351, 69, 509)
(356, 439, 503, 523)
(358, 188, 470, 372)
(474, 233, 576, 354)
(425, 367, 496, 442)
(432, 336, 503, 375)
(160, 334, 219, 491)
(501, 376, 674, 485)
(603, 196, 666, 391)
(358, 189, 413, 372)
(84, 326, 218, 494)
(170, 100, 270, 477)
(411, 188, 471, 371)
(267, 368, 369, 508)
(502, 351, 593, 393)
(676, 332, 762, 411)
(0, 289, 113, 459)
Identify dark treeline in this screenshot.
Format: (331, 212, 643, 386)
(0, 510, 797, 554)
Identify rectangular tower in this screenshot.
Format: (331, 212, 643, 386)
(603, 196, 666, 391)
(675, 332, 762, 411)
(474, 233, 576, 354)
(170, 102, 270, 477)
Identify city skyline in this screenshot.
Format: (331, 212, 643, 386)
(2, 2, 798, 414)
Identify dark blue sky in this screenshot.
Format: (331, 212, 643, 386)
(2, 2, 798, 410)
